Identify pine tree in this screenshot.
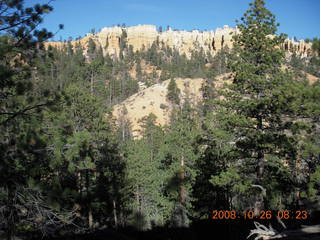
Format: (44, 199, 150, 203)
(210, 0, 309, 213)
(44, 84, 124, 228)
(160, 103, 200, 227)
(124, 114, 168, 229)
(312, 38, 320, 56)
(167, 78, 180, 105)
(0, 1, 66, 239)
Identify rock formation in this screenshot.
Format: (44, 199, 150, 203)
(45, 25, 312, 58)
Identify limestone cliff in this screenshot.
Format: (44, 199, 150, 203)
(45, 25, 312, 58)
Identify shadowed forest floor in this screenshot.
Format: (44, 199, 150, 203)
(30, 216, 320, 240)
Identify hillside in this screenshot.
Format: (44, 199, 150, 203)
(112, 70, 319, 138)
(112, 72, 230, 137)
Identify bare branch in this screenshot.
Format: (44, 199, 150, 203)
(0, 102, 51, 126)
(248, 221, 320, 239)
(276, 215, 287, 230)
(0, 186, 78, 236)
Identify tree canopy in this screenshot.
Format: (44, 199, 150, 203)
(0, 0, 319, 239)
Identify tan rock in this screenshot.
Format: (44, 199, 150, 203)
(127, 25, 158, 51)
(45, 24, 312, 59)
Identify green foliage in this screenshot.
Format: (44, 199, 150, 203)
(306, 166, 320, 201)
(123, 105, 201, 228)
(289, 52, 320, 78)
(124, 114, 170, 229)
(43, 83, 125, 228)
(1, 0, 319, 236)
(167, 78, 180, 105)
(161, 104, 200, 225)
(210, 167, 251, 194)
(311, 37, 320, 55)
(199, 0, 320, 213)
(0, 1, 66, 238)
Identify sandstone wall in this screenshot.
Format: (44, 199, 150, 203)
(126, 25, 158, 51)
(45, 24, 312, 58)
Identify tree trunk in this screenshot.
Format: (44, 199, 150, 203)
(86, 170, 93, 228)
(90, 71, 94, 95)
(257, 150, 264, 180)
(179, 156, 186, 204)
(113, 199, 118, 228)
(78, 171, 83, 219)
(50, 63, 54, 82)
(257, 114, 265, 180)
(88, 209, 93, 228)
(136, 186, 140, 213)
(77, 172, 82, 195)
(109, 80, 112, 106)
(122, 121, 125, 142)
(6, 185, 15, 240)
(255, 115, 265, 216)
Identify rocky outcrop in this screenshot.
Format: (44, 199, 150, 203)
(46, 25, 312, 58)
(126, 25, 158, 52)
(283, 38, 312, 58)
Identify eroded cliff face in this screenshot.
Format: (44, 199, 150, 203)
(46, 25, 312, 58)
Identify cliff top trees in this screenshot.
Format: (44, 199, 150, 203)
(311, 38, 320, 55)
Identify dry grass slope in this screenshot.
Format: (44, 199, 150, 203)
(111, 73, 233, 138)
(111, 71, 319, 138)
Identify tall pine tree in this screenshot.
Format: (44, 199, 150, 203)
(210, 0, 309, 213)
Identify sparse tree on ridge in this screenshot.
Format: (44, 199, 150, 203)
(167, 78, 180, 105)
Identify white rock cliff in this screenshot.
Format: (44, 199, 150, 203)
(46, 24, 312, 58)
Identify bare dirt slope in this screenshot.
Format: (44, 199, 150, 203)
(111, 71, 318, 138)
(304, 71, 319, 84)
(112, 73, 232, 137)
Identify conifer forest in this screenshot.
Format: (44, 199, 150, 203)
(0, 0, 319, 239)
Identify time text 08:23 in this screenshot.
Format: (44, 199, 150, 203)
(211, 210, 309, 220)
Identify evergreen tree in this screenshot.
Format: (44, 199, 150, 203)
(0, 1, 66, 239)
(124, 114, 169, 229)
(167, 78, 180, 105)
(210, 0, 310, 214)
(44, 84, 124, 228)
(193, 111, 235, 217)
(160, 102, 200, 227)
(312, 38, 320, 56)
(86, 39, 104, 94)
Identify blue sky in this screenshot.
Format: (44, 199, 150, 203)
(26, 0, 320, 41)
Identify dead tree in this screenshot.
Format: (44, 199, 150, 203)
(0, 186, 77, 239)
(248, 221, 320, 239)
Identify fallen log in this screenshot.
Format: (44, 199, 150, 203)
(248, 221, 320, 240)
